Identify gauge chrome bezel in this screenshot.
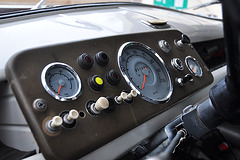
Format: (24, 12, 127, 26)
(41, 62, 81, 101)
(118, 42, 173, 104)
(185, 56, 203, 77)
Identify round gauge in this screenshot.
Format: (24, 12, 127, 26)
(41, 62, 81, 101)
(185, 56, 203, 77)
(118, 42, 173, 103)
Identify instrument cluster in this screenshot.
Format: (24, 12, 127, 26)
(5, 29, 213, 160)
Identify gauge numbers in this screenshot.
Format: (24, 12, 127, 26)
(41, 62, 81, 101)
(118, 42, 173, 103)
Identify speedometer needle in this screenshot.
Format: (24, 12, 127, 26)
(142, 74, 146, 90)
(57, 85, 62, 95)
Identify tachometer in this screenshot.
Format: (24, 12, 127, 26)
(118, 42, 173, 103)
(41, 62, 81, 101)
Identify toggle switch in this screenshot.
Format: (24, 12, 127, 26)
(127, 90, 138, 101)
(175, 34, 191, 50)
(115, 90, 138, 104)
(87, 97, 109, 115)
(46, 116, 63, 133)
(124, 90, 138, 103)
(94, 97, 109, 111)
(63, 109, 79, 124)
(50, 116, 63, 128)
(61, 109, 79, 128)
(176, 74, 193, 87)
(115, 92, 128, 104)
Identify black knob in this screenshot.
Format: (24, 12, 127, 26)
(106, 70, 121, 86)
(95, 51, 109, 66)
(182, 74, 193, 83)
(78, 53, 94, 70)
(89, 75, 104, 91)
(104, 97, 116, 113)
(181, 34, 191, 44)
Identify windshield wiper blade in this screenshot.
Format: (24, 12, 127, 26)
(31, 0, 47, 10)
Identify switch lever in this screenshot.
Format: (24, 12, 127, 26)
(115, 92, 128, 104)
(176, 74, 193, 87)
(63, 109, 79, 124)
(46, 116, 63, 133)
(175, 34, 191, 49)
(127, 90, 138, 101)
(89, 97, 109, 115)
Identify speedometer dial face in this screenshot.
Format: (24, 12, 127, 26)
(118, 42, 173, 103)
(41, 62, 81, 101)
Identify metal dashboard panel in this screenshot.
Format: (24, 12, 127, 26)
(5, 29, 213, 159)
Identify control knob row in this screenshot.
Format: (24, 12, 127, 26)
(46, 109, 79, 132)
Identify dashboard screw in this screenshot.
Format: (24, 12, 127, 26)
(33, 99, 47, 112)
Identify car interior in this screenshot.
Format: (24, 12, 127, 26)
(0, 1, 240, 160)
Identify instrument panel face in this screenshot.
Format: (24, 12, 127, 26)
(5, 29, 213, 160)
(118, 42, 173, 103)
(41, 62, 82, 101)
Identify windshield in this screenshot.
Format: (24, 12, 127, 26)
(0, 0, 222, 19)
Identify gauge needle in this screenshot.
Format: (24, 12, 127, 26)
(57, 85, 62, 95)
(142, 67, 147, 90)
(142, 74, 146, 90)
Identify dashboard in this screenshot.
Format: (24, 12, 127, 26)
(0, 3, 225, 160)
(5, 29, 213, 159)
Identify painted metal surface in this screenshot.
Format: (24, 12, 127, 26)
(21, 66, 226, 160)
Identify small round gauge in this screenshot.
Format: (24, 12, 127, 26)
(118, 42, 173, 103)
(185, 56, 203, 77)
(41, 62, 81, 101)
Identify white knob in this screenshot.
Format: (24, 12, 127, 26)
(127, 90, 137, 99)
(117, 92, 128, 102)
(50, 116, 63, 128)
(67, 109, 79, 121)
(94, 97, 109, 111)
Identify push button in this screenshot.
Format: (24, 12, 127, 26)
(89, 75, 104, 91)
(78, 53, 94, 70)
(106, 70, 121, 86)
(95, 51, 109, 66)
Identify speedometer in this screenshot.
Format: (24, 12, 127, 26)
(118, 42, 173, 103)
